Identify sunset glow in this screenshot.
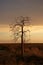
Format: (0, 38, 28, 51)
(0, 0, 43, 43)
(0, 25, 43, 43)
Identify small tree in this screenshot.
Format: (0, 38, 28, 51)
(9, 16, 31, 56)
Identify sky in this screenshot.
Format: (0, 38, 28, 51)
(0, 0, 43, 25)
(0, 0, 43, 43)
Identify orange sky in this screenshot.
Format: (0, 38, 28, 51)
(0, 25, 43, 43)
(0, 0, 43, 43)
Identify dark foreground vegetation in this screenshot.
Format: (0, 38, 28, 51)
(0, 43, 43, 65)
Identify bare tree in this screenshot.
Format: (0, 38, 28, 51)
(9, 16, 31, 56)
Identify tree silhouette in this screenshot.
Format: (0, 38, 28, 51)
(9, 16, 31, 56)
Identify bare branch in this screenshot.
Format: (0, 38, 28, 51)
(9, 16, 31, 43)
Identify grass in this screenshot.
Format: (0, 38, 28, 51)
(0, 43, 43, 65)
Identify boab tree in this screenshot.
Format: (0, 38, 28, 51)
(9, 16, 31, 56)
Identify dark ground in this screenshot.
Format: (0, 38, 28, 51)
(0, 43, 43, 65)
